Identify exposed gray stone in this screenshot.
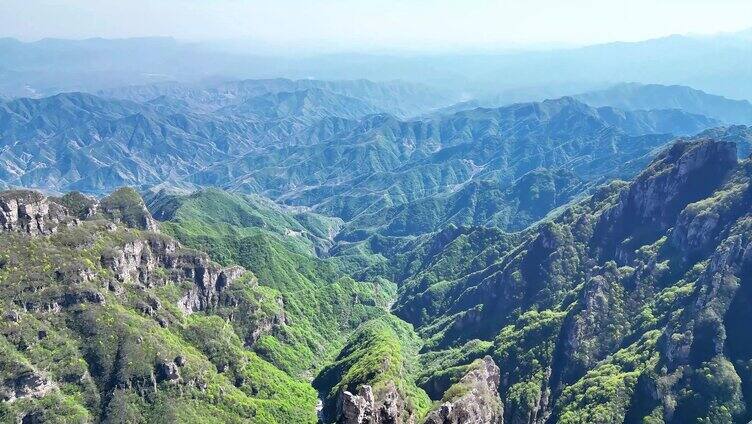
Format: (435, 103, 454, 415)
(424, 356, 503, 424)
(0, 190, 73, 235)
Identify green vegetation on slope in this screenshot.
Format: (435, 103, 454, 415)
(152, 188, 341, 260)
(313, 315, 431, 422)
(0, 216, 318, 423)
(386, 137, 752, 423)
(152, 188, 396, 377)
(7, 130, 752, 424)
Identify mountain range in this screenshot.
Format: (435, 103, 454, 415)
(97, 78, 451, 119)
(0, 88, 731, 237)
(3, 70, 752, 424)
(387, 134, 752, 423)
(3, 30, 752, 100)
(575, 83, 752, 125)
(4, 129, 752, 423)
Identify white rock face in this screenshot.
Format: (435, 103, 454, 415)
(424, 356, 503, 424)
(0, 190, 72, 235)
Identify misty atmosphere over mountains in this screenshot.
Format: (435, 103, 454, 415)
(3, 29, 752, 101)
(2, 1, 752, 423)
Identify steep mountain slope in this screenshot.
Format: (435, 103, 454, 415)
(5, 128, 752, 424)
(693, 125, 752, 159)
(0, 189, 320, 423)
(312, 315, 431, 423)
(0, 187, 431, 424)
(146, 130, 752, 424)
(0, 92, 723, 239)
(147, 189, 395, 377)
(576, 83, 752, 125)
(385, 134, 752, 423)
(146, 189, 433, 423)
(342, 169, 586, 237)
(201, 98, 721, 237)
(5, 33, 752, 424)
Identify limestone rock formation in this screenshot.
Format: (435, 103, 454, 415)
(424, 356, 503, 424)
(98, 187, 160, 231)
(595, 138, 737, 262)
(0, 189, 250, 318)
(337, 382, 414, 424)
(0, 190, 73, 235)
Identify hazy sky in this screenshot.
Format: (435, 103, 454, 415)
(3, 0, 752, 51)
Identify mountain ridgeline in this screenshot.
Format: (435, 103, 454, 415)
(0, 86, 737, 237)
(2, 74, 752, 424)
(575, 83, 752, 126)
(389, 136, 752, 423)
(3, 32, 752, 100)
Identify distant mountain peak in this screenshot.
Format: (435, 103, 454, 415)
(575, 82, 752, 125)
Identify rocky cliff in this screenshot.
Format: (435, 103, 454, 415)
(389, 134, 752, 424)
(0, 190, 74, 235)
(0, 188, 314, 423)
(337, 382, 412, 424)
(423, 356, 503, 424)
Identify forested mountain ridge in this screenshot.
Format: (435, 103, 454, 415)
(0, 90, 727, 239)
(386, 135, 752, 423)
(0, 187, 398, 423)
(0, 188, 323, 422)
(3, 0, 752, 418)
(5, 132, 752, 423)
(3, 72, 752, 424)
(191, 97, 724, 234)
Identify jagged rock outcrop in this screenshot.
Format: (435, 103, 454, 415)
(390, 133, 752, 424)
(156, 360, 181, 384)
(664, 229, 752, 367)
(0, 188, 250, 318)
(623, 138, 736, 227)
(53, 191, 99, 219)
(244, 294, 286, 346)
(595, 138, 737, 262)
(0, 186, 316, 422)
(424, 356, 503, 424)
(0, 190, 73, 235)
(338, 385, 375, 424)
(555, 265, 626, 387)
(336, 382, 413, 424)
(0, 187, 160, 237)
(669, 173, 751, 257)
(176, 261, 245, 315)
(0, 368, 57, 403)
(100, 238, 156, 285)
(96, 232, 248, 315)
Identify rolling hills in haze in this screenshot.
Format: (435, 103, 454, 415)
(575, 83, 752, 125)
(0, 90, 724, 230)
(3, 30, 752, 100)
